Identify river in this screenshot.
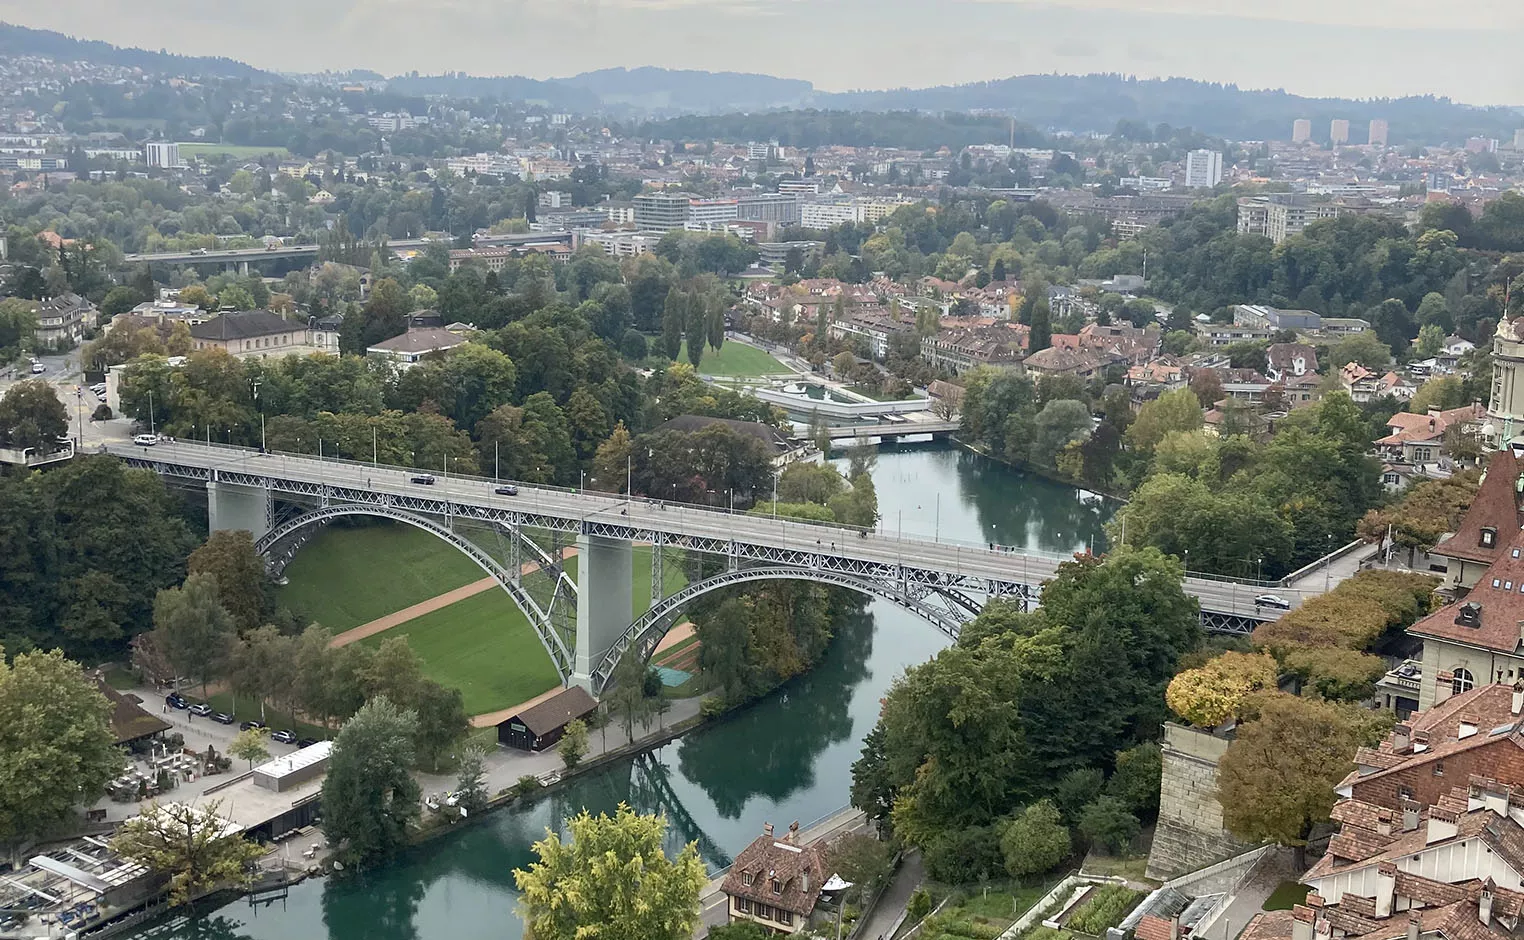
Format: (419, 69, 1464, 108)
(126, 443, 1113, 940)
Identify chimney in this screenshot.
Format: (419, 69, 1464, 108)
(764, 822, 774, 838)
(1435, 674, 1454, 705)
(1513, 681, 1524, 715)
(1393, 724, 1412, 753)
(1402, 800, 1422, 832)
(787, 820, 800, 843)
(1376, 809, 1393, 836)
(1407, 915, 1421, 940)
(1427, 806, 1459, 844)
(1481, 883, 1495, 926)
(1413, 730, 1432, 752)
(802, 865, 810, 895)
(1291, 906, 1315, 940)
(1375, 862, 1397, 918)
(1170, 916, 1182, 940)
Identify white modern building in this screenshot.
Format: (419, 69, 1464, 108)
(144, 141, 179, 169)
(1183, 150, 1223, 189)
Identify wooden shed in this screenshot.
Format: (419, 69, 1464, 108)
(497, 686, 599, 751)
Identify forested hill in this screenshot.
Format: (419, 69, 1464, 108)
(817, 74, 1522, 144)
(0, 22, 274, 81)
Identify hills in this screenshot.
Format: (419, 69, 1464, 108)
(0, 22, 274, 81)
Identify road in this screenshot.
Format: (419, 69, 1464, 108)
(0, 350, 136, 449)
(103, 440, 1316, 623)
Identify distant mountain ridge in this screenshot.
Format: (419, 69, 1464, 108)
(556, 67, 813, 115)
(0, 22, 274, 81)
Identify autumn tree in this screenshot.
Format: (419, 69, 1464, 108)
(1126, 388, 1203, 453)
(111, 800, 263, 908)
(1165, 651, 1279, 727)
(228, 727, 271, 771)
(514, 803, 706, 940)
(592, 422, 633, 493)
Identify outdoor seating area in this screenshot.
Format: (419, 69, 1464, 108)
(0, 836, 159, 937)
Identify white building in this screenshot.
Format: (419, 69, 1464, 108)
(144, 141, 179, 169)
(1183, 150, 1223, 189)
(800, 202, 859, 229)
(1292, 119, 1312, 143)
(685, 198, 740, 231)
(1330, 119, 1351, 145)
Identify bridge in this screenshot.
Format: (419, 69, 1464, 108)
(821, 420, 959, 443)
(106, 440, 1313, 695)
(121, 231, 578, 270)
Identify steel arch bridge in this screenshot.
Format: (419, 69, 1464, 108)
(255, 505, 580, 679)
(589, 564, 1004, 693)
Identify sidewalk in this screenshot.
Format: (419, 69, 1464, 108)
(857, 851, 925, 940)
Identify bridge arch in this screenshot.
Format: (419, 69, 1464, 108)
(590, 565, 996, 693)
(255, 505, 576, 679)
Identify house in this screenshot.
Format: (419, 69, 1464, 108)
(1197, 323, 1273, 347)
(1341, 363, 1384, 403)
(1411, 522, 1524, 709)
(721, 821, 830, 934)
(1024, 345, 1109, 379)
(921, 323, 1026, 375)
(495, 686, 598, 751)
(366, 328, 469, 368)
(1374, 405, 1484, 471)
(1426, 449, 1524, 595)
(1266, 343, 1319, 384)
(190, 310, 313, 358)
(95, 677, 170, 747)
(33, 292, 93, 349)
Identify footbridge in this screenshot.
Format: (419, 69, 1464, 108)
(106, 440, 1311, 695)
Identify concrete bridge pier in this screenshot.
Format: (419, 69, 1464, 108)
(571, 533, 633, 691)
(207, 478, 272, 542)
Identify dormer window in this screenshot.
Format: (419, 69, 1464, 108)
(1457, 602, 1482, 627)
(1482, 527, 1498, 548)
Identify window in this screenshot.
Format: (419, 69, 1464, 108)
(736, 898, 751, 914)
(1400, 785, 1414, 800)
(1495, 579, 1502, 588)
(780, 911, 793, 926)
(1454, 668, 1476, 694)
(1434, 762, 1445, 777)
(1482, 527, 1498, 548)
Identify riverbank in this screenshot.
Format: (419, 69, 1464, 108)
(950, 436, 1130, 504)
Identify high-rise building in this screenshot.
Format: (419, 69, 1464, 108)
(1291, 119, 1312, 143)
(1330, 119, 1351, 145)
(1183, 150, 1223, 189)
(1515, 129, 1524, 150)
(684, 198, 739, 231)
(633, 192, 693, 231)
(737, 193, 801, 225)
(144, 141, 179, 168)
(1368, 119, 1389, 147)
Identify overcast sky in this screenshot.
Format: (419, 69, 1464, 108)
(2, 0, 1521, 105)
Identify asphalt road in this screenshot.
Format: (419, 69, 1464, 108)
(105, 440, 1319, 618)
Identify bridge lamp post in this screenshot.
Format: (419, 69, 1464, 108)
(252, 379, 265, 452)
(1257, 556, 1263, 583)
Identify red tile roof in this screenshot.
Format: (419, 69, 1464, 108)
(1431, 450, 1523, 566)
(722, 825, 829, 917)
(1411, 533, 1524, 653)
(1135, 914, 1176, 940)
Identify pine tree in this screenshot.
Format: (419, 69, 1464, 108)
(1030, 299, 1053, 353)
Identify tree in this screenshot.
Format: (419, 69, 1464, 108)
(1165, 651, 1279, 727)
(0, 297, 37, 354)
(411, 680, 469, 772)
(1030, 399, 1092, 468)
(832, 350, 857, 377)
(593, 422, 634, 493)
(1330, 331, 1392, 371)
(322, 696, 421, 865)
(558, 718, 589, 769)
(0, 647, 119, 845)
(0, 379, 68, 453)
(453, 744, 489, 814)
(186, 530, 271, 632)
(1106, 743, 1163, 819)
(1029, 298, 1052, 352)
(215, 284, 256, 311)
(152, 573, 237, 696)
(1000, 800, 1071, 880)
(1126, 388, 1203, 453)
(1217, 692, 1367, 863)
(709, 923, 773, 940)
(661, 286, 686, 360)
(513, 802, 707, 940)
(1415, 323, 1445, 358)
(228, 727, 271, 771)
(111, 800, 263, 908)
(1053, 768, 1105, 823)
(1077, 796, 1140, 854)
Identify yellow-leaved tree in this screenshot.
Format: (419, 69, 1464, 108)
(1165, 651, 1279, 728)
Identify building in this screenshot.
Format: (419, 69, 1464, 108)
(1426, 450, 1524, 595)
(1516, 129, 1524, 151)
(33, 292, 93, 349)
(1293, 119, 1313, 143)
(800, 201, 859, 229)
(1237, 195, 1350, 245)
(738, 193, 802, 225)
(495, 686, 598, 751)
(721, 821, 830, 934)
(1235, 305, 1322, 332)
(1331, 119, 1351, 145)
(1184, 150, 1224, 189)
(1487, 317, 1524, 449)
(634, 192, 693, 231)
(1265, 342, 1319, 383)
(144, 141, 179, 169)
(189, 310, 310, 358)
(584, 231, 664, 258)
(1412, 524, 1524, 708)
(777, 179, 822, 196)
(1198, 322, 1274, 347)
(921, 324, 1026, 375)
(1374, 405, 1485, 471)
(366, 327, 469, 368)
(828, 310, 913, 359)
(686, 197, 740, 231)
(95, 677, 171, 747)
(447, 244, 571, 272)
(253, 741, 332, 793)
(1369, 120, 1390, 147)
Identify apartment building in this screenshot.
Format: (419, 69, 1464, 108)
(685, 198, 740, 231)
(1331, 118, 1351, 145)
(1292, 119, 1312, 143)
(1184, 150, 1223, 189)
(633, 192, 693, 231)
(1236, 194, 1348, 244)
(737, 193, 801, 225)
(800, 201, 858, 229)
(1369, 119, 1390, 147)
(777, 179, 822, 196)
(144, 141, 179, 169)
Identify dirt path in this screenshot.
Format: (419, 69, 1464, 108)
(327, 548, 578, 649)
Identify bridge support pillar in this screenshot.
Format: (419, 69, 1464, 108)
(571, 534, 633, 691)
(207, 479, 272, 542)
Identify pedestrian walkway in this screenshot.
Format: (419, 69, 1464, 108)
(857, 851, 925, 940)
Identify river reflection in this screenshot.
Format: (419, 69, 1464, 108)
(124, 444, 1114, 940)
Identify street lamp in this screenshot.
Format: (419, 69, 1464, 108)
(252, 378, 264, 452)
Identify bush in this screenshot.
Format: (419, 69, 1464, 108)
(907, 887, 933, 923)
(1001, 800, 1072, 879)
(1065, 885, 1144, 935)
(514, 774, 541, 796)
(92, 403, 112, 420)
(924, 823, 1006, 883)
(1078, 797, 1140, 854)
(1107, 743, 1163, 819)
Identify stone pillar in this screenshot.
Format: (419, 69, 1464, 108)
(206, 479, 272, 542)
(1144, 722, 1253, 881)
(571, 533, 633, 691)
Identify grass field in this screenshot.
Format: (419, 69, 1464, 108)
(278, 524, 484, 632)
(179, 142, 292, 159)
(677, 341, 789, 377)
(357, 589, 560, 715)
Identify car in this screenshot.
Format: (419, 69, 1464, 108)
(1254, 593, 1293, 610)
(239, 720, 266, 731)
(165, 693, 188, 710)
(211, 712, 235, 725)
(271, 730, 297, 745)
(30, 361, 44, 374)
(90, 383, 106, 395)
(495, 485, 519, 496)
(188, 703, 213, 717)
(411, 474, 436, 485)
(133, 434, 159, 446)
(296, 737, 320, 748)
(190, 248, 207, 255)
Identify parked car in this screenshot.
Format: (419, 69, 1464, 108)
(133, 434, 159, 446)
(411, 474, 436, 485)
(1253, 593, 1293, 610)
(296, 737, 319, 748)
(239, 720, 266, 732)
(494, 485, 519, 496)
(211, 712, 235, 725)
(188, 703, 213, 717)
(30, 361, 44, 374)
(271, 730, 297, 745)
(165, 693, 188, 710)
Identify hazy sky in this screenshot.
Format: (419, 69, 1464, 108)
(2, 0, 1521, 104)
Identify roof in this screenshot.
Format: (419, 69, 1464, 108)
(655, 415, 791, 453)
(253, 740, 332, 781)
(189, 309, 297, 342)
(95, 678, 171, 745)
(1339, 684, 1524, 788)
(366, 328, 469, 356)
(1411, 530, 1524, 653)
(502, 686, 597, 736)
(1240, 910, 1295, 940)
(1430, 449, 1522, 565)
(721, 827, 830, 916)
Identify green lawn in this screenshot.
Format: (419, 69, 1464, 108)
(677, 340, 789, 377)
(356, 589, 560, 715)
(279, 524, 485, 632)
(178, 142, 292, 159)
(1263, 881, 1310, 911)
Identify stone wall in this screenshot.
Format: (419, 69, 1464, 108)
(1145, 722, 1254, 881)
